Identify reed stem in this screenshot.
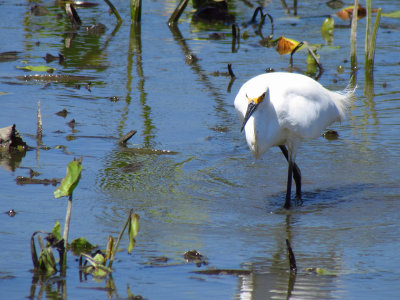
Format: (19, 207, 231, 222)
(130, 0, 142, 23)
(350, 0, 359, 71)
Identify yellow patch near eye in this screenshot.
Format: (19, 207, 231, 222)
(246, 92, 265, 104)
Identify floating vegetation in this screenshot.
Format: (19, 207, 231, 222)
(16, 74, 98, 83)
(16, 65, 56, 73)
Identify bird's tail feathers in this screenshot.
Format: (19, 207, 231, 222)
(332, 84, 357, 121)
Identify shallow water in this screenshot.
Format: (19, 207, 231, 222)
(1, 0, 400, 299)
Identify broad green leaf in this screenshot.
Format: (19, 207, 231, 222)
(306, 52, 318, 75)
(92, 268, 108, 278)
(16, 65, 56, 72)
(321, 17, 334, 42)
(54, 159, 82, 198)
(51, 221, 62, 241)
(382, 11, 400, 18)
(81, 253, 112, 277)
(70, 237, 95, 255)
(93, 252, 106, 265)
(128, 213, 140, 254)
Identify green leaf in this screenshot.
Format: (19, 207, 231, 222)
(93, 252, 106, 265)
(81, 253, 112, 277)
(70, 237, 95, 256)
(91, 268, 108, 278)
(38, 248, 57, 274)
(127, 213, 140, 254)
(382, 11, 400, 18)
(306, 267, 336, 276)
(16, 65, 56, 72)
(321, 17, 334, 42)
(54, 159, 82, 198)
(51, 221, 62, 241)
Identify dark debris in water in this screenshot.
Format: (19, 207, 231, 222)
(120, 162, 143, 173)
(192, 1, 234, 24)
(326, 0, 344, 10)
(74, 1, 100, 8)
(16, 176, 60, 186)
(192, 269, 252, 276)
(56, 109, 69, 118)
(210, 70, 230, 77)
(185, 54, 199, 65)
(0, 51, 21, 63)
(44, 53, 64, 64)
(121, 147, 178, 156)
(109, 96, 120, 102)
(210, 125, 229, 133)
(184, 250, 208, 267)
(5, 209, 16, 217)
(30, 4, 49, 16)
(86, 23, 107, 36)
(322, 129, 339, 140)
(209, 32, 226, 40)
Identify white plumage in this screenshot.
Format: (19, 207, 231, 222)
(234, 72, 354, 208)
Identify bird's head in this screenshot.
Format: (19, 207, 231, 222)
(240, 91, 266, 132)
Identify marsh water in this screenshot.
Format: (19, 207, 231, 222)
(1, 0, 400, 299)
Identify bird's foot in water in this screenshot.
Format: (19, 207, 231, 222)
(294, 195, 303, 207)
(284, 194, 303, 209)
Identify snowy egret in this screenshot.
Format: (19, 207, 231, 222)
(234, 72, 354, 209)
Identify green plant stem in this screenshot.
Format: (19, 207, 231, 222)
(104, 0, 122, 24)
(368, 8, 381, 65)
(108, 209, 133, 268)
(350, 0, 359, 70)
(365, 0, 371, 62)
(168, 0, 189, 26)
(62, 195, 73, 274)
(130, 0, 142, 23)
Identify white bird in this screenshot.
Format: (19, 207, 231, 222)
(234, 72, 354, 209)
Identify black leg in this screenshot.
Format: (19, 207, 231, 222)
(279, 145, 301, 199)
(284, 157, 293, 209)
